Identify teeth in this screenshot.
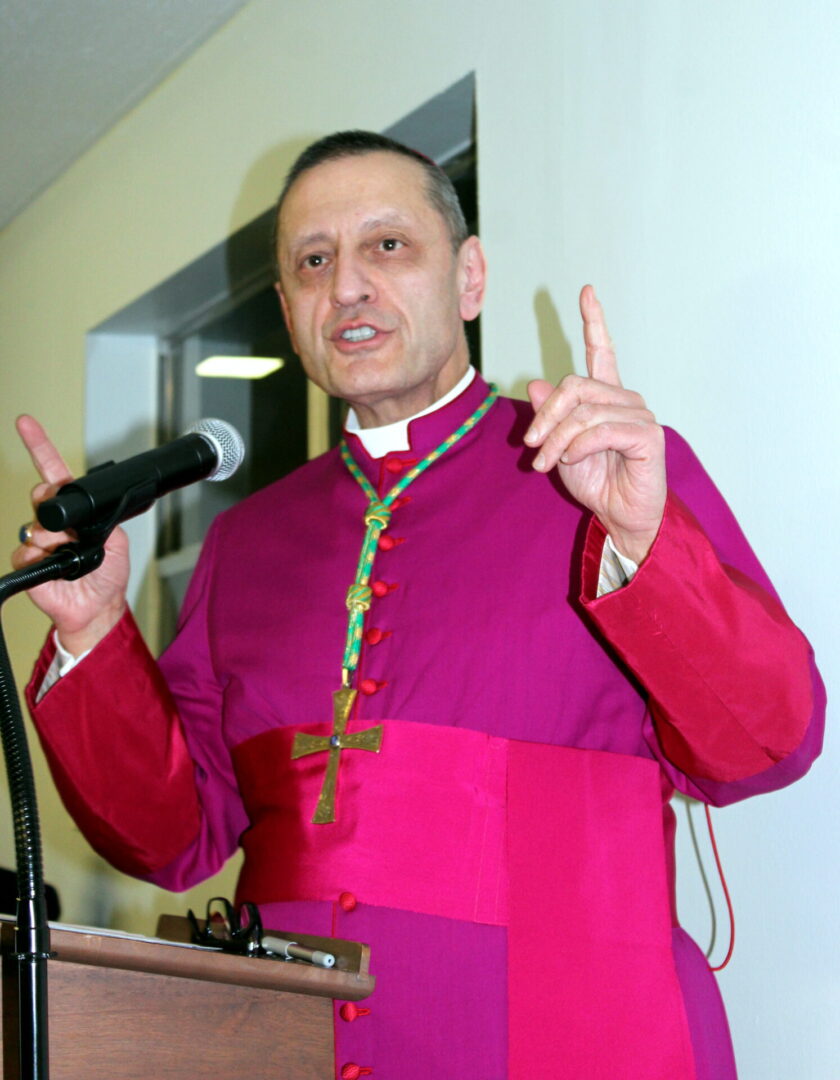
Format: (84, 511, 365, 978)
(342, 326, 377, 342)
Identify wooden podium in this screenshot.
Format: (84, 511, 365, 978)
(0, 917, 374, 1079)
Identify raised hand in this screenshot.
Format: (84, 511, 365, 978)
(524, 286, 666, 563)
(12, 415, 129, 656)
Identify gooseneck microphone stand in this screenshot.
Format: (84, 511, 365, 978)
(0, 538, 106, 1080)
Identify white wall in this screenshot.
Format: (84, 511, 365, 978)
(523, 9, 838, 1077)
(0, 0, 835, 1075)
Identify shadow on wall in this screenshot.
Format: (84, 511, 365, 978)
(509, 287, 576, 402)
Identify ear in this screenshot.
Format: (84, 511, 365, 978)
(456, 236, 486, 322)
(274, 281, 299, 353)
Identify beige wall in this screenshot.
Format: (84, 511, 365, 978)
(1, 1, 836, 1074)
(0, 0, 490, 931)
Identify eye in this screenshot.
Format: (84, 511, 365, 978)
(303, 253, 325, 268)
(379, 237, 404, 252)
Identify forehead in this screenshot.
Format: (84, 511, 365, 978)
(278, 151, 442, 248)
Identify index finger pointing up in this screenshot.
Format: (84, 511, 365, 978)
(580, 285, 622, 388)
(15, 415, 74, 487)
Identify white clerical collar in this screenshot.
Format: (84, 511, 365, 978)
(345, 366, 477, 457)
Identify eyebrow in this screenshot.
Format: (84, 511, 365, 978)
(359, 212, 412, 232)
(288, 230, 332, 252)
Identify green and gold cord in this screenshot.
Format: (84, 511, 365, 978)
(339, 385, 498, 681)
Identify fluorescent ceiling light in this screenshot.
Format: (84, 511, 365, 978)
(196, 356, 284, 379)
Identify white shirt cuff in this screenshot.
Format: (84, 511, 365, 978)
(35, 632, 92, 703)
(596, 535, 639, 597)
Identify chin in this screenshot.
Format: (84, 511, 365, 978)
(332, 359, 405, 398)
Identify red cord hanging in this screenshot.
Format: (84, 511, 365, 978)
(705, 804, 735, 971)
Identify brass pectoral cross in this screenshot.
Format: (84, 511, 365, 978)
(291, 687, 383, 824)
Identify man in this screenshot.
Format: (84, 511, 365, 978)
(15, 132, 824, 1079)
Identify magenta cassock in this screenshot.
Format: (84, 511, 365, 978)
(28, 373, 824, 1078)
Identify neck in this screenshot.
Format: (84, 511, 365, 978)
(345, 366, 477, 457)
(351, 365, 470, 429)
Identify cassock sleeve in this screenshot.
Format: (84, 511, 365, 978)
(579, 427, 825, 805)
(26, 517, 248, 887)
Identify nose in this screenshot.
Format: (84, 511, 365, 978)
(331, 251, 374, 308)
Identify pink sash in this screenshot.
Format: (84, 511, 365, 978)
(232, 719, 696, 1078)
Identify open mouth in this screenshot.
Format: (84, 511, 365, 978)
(341, 325, 377, 343)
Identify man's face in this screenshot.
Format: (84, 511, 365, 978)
(275, 151, 485, 427)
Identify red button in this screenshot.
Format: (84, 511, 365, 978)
(340, 1065, 372, 1079)
(392, 495, 412, 508)
(339, 1002, 371, 1023)
(339, 891, 357, 912)
(364, 628, 389, 646)
(385, 457, 418, 474)
(371, 580, 395, 598)
(378, 535, 405, 551)
(360, 678, 386, 696)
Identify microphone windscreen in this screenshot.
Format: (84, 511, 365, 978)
(186, 419, 245, 481)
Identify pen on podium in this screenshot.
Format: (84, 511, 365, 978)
(262, 934, 336, 968)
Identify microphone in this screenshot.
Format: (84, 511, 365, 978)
(37, 419, 245, 535)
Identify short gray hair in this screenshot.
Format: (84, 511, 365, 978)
(272, 130, 469, 280)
